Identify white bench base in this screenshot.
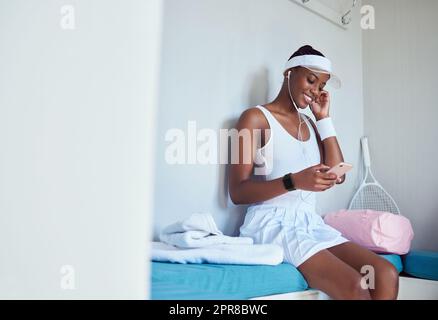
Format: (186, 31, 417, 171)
(251, 276, 438, 300)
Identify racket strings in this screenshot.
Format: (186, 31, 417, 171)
(350, 185, 400, 214)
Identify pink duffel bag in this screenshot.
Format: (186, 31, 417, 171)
(324, 209, 414, 255)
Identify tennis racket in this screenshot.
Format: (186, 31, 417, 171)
(348, 137, 401, 214)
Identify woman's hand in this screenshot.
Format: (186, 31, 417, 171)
(310, 90, 330, 121)
(291, 164, 338, 192)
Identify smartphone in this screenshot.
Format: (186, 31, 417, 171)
(326, 162, 353, 177)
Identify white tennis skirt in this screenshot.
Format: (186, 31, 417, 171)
(239, 205, 349, 267)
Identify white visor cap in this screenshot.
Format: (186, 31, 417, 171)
(285, 55, 341, 89)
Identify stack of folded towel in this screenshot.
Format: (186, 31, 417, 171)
(151, 213, 283, 265)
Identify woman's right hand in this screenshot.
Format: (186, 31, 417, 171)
(291, 164, 338, 192)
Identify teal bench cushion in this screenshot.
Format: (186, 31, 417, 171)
(403, 250, 438, 281)
(151, 254, 402, 300)
(382, 254, 403, 273)
(151, 262, 307, 300)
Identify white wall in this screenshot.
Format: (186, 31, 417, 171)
(0, 0, 163, 298)
(363, 0, 438, 251)
(153, 0, 365, 237)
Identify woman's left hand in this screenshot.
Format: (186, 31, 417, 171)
(310, 90, 330, 120)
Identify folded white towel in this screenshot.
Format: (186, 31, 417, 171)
(151, 241, 284, 265)
(160, 213, 253, 248)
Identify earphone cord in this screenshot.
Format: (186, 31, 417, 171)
(286, 72, 318, 211)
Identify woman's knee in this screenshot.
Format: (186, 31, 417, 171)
(373, 261, 399, 300)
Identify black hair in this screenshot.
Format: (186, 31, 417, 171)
(288, 45, 325, 60)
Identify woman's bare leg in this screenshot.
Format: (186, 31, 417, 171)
(327, 241, 399, 300)
(297, 249, 372, 300)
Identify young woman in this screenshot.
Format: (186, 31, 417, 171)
(229, 45, 399, 300)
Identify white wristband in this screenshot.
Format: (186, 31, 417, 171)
(316, 117, 337, 141)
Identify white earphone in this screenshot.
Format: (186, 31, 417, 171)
(286, 68, 315, 207)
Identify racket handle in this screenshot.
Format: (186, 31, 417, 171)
(361, 136, 371, 167)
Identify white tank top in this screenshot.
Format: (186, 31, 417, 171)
(250, 105, 321, 211)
